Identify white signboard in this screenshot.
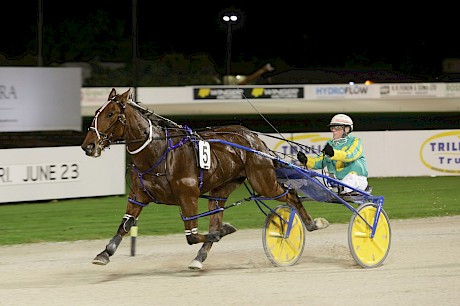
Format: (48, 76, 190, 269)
(0, 145, 126, 203)
(305, 84, 380, 99)
(81, 85, 460, 116)
(80, 87, 130, 107)
(378, 83, 442, 98)
(0, 67, 81, 132)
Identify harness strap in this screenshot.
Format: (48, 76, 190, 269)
(199, 195, 228, 201)
(129, 128, 193, 205)
(181, 207, 225, 221)
(91, 99, 111, 140)
(249, 188, 289, 201)
(167, 126, 206, 190)
(128, 197, 150, 207)
(127, 118, 153, 155)
(199, 169, 204, 189)
(130, 165, 164, 204)
(168, 127, 191, 149)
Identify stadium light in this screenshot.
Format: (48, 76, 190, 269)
(221, 11, 241, 76)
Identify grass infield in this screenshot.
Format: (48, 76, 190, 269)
(1, 176, 459, 245)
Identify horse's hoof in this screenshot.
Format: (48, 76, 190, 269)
(221, 223, 237, 236)
(205, 232, 221, 242)
(314, 217, 329, 230)
(92, 259, 108, 265)
(92, 252, 110, 265)
(188, 260, 203, 270)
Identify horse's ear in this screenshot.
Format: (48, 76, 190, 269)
(109, 88, 117, 100)
(119, 88, 132, 102)
(128, 88, 134, 101)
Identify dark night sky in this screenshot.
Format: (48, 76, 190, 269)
(2, 1, 459, 76)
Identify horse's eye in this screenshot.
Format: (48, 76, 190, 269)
(107, 112, 114, 118)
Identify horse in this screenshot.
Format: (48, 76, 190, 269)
(81, 88, 329, 270)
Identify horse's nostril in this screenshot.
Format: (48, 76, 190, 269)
(81, 143, 95, 154)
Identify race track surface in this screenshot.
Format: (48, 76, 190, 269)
(1, 216, 459, 306)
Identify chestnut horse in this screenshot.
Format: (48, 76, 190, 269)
(81, 88, 329, 270)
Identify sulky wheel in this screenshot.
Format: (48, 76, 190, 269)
(348, 203, 391, 268)
(263, 205, 306, 266)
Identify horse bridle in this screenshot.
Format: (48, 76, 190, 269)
(91, 97, 154, 154)
(89, 97, 127, 149)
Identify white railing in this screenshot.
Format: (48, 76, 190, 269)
(81, 83, 460, 116)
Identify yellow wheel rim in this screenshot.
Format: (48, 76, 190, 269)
(263, 205, 305, 266)
(348, 204, 391, 268)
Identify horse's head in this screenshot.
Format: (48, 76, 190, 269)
(81, 88, 133, 157)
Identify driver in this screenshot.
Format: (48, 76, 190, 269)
(297, 114, 369, 195)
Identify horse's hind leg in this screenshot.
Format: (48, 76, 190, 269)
(188, 223, 237, 270)
(283, 186, 329, 231)
(188, 182, 241, 270)
(93, 202, 143, 265)
(246, 165, 329, 232)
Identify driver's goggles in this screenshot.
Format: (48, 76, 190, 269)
(330, 125, 344, 131)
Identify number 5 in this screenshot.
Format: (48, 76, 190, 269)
(198, 140, 211, 169)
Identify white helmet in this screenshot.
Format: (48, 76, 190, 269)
(329, 114, 353, 132)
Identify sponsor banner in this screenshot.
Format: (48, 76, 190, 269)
(420, 130, 460, 174)
(0, 67, 81, 132)
(444, 83, 460, 97)
(305, 84, 379, 99)
(259, 130, 460, 177)
(379, 83, 442, 98)
(193, 87, 304, 100)
(0, 145, 126, 203)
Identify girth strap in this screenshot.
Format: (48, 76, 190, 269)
(128, 197, 150, 207)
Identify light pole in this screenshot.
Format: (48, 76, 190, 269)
(37, 0, 43, 66)
(221, 11, 240, 77)
(132, 0, 138, 102)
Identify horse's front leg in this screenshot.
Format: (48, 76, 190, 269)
(92, 201, 144, 265)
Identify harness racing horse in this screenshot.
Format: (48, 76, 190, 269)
(81, 88, 329, 270)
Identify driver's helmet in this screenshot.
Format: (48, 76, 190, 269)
(328, 114, 353, 132)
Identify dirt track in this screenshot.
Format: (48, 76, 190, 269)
(1, 216, 459, 306)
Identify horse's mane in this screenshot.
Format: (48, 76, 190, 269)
(128, 100, 182, 129)
(127, 99, 255, 137)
